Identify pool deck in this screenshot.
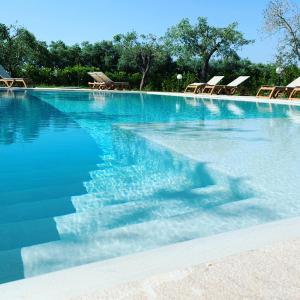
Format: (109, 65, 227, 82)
(78, 237, 300, 300)
(1, 88, 300, 299)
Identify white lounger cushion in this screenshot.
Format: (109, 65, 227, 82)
(227, 76, 250, 87)
(287, 76, 300, 88)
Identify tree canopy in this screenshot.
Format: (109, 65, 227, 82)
(0, 23, 49, 74)
(165, 17, 253, 80)
(264, 0, 300, 64)
(114, 32, 167, 90)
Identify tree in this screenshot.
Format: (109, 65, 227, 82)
(81, 41, 119, 71)
(263, 0, 300, 64)
(48, 41, 82, 68)
(164, 17, 252, 80)
(0, 23, 49, 75)
(114, 32, 166, 90)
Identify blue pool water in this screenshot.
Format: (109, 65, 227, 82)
(1, 90, 300, 283)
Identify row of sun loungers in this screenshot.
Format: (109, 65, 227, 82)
(256, 77, 300, 100)
(185, 75, 300, 100)
(185, 76, 250, 96)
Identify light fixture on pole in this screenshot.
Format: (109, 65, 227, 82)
(177, 74, 183, 92)
(276, 66, 284, 75)
(276, 66, 284, 86)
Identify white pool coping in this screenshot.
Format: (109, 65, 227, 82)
(1, 86, 300, 106)
(1, 87, 300, 299)
(1, 216, 300, 300)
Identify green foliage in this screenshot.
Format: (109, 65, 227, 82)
(0, 23, 50, 75)
(114, 32, 168, 90)
(162, 72, 198, 92)
(0, 20, 299, 94)
(164, 17, 253, 80)
(20, 65, 99, 87)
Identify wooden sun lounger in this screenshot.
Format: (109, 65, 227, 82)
(289, 87, 300, 100)
(184, 76, 224, 94)
(88, 72, 105, 89)
(201, 76, 250, 95)
(256, 77, 300, 99)
(0, 78, 27, 88)
(97, 72, 129, 90)
(88, 72, 129, 90)
(0, 65, 27, 88)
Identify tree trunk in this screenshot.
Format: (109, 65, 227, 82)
(140, 72, 147, 91)
(139, 58, 150, 91)
(201, 58, 210, 81)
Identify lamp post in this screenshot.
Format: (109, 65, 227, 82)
(177, 74, 183, 92)
(276, 66, 284, 86)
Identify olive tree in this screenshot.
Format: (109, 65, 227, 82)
(114, 32, 166, 90)
(164, 17, 252, 80)
(263, 0, 300, 64)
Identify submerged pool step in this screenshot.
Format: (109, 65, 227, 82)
(0, 196, 76, 224)
(0, 183, 234, 252)
(71, 184, 232, 212)
(0, 182, 86, 207)
(0, 217, 60, 251)
(21, 198, 259, 278)
(89, 164, 155, 180)
(0, 248, 24, 284)
(84, 172, 192, 195)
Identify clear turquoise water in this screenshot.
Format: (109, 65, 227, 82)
(1, 90, 300, 284)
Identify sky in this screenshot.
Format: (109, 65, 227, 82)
(1, 0, 280, 63)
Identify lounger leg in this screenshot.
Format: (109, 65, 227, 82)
(184, 86, 189, 93)
(271, 88, 281, 99)
(228, 88, 236, 95)
(256, 87, 263, 97)
(21, 80, 27, 88)
(2, 80, 10, 88)
(289, 89, 300, 100)
(194, 86, 201, 94)
(2, 80, 13, 88)
(8, 80, 14, 88)
(256, 87, 274, 99)
(289, 90, 295, 100)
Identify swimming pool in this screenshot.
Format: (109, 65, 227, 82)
(1, 90, 300, 284)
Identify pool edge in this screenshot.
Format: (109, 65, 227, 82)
(1, 87, 300, 106)
(1, 216, 300, 300)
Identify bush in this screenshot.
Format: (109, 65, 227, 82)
(19, 61, 300, 95)
(20, 65, 99, 87)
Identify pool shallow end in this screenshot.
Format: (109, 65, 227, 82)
(1, 216, 300, 300)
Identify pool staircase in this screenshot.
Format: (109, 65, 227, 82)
(0, 125, 255, 283)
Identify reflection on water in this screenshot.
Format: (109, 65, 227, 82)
(0, 91, 74, 145)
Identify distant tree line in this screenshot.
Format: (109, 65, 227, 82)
(0, 0, 299, 93)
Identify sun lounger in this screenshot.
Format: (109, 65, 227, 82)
(289, 86, 300, 100)
(201, 76, 250, 95)
(184, 76, 224, 93)
(88, 72, 105, 89)
(96, 72, 129, 90)
(0, 65, 27, 88)
(256, 76, 300, 99)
